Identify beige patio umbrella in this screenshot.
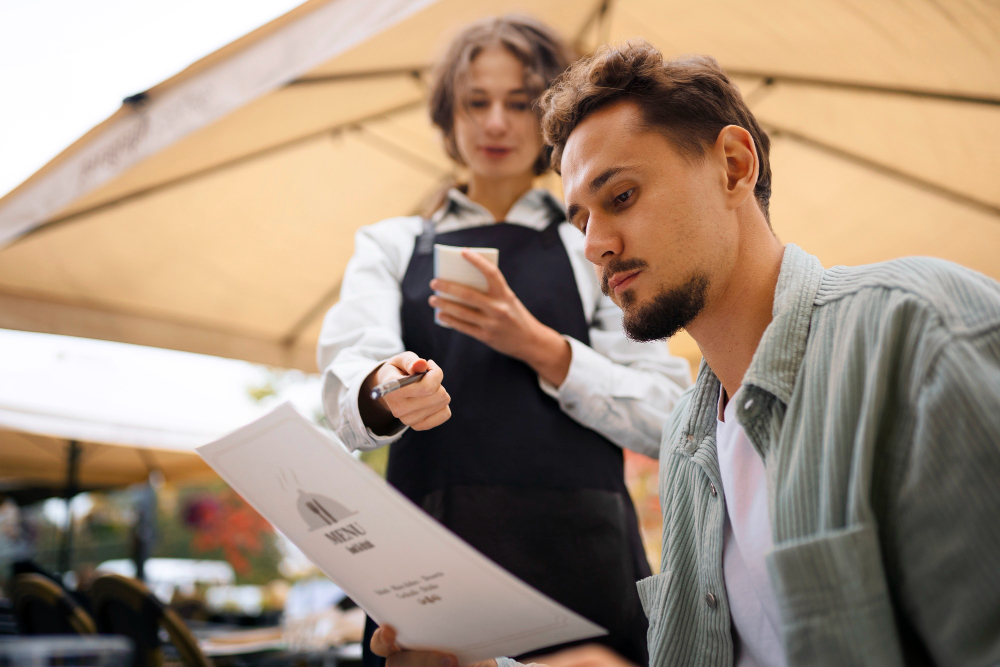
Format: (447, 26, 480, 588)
(0, 406, 218, 504)
(0, 0, 997, 372)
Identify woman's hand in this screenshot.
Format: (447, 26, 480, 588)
(371, 625, 496, 667)
(359, 352, 451, 435)
(429, 249, 571, 387)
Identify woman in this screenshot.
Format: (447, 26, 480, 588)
(318, 16, 690, 666)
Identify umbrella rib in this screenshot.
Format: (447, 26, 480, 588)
(352, 125, 449, 177)
(280, 279, 341, 347)
(726, 70, 1000, 107)
(280, 126, 453, 346)
(765, 123, 1000, 219)
(573, 0, 612, 49)
(15, 98, 428, 245)
(287, 67, 427, 86)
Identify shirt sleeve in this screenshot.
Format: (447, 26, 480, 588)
(317, 217, 421, 451)
(889, 329, 1000, 665)
(543, 225, 692, 459)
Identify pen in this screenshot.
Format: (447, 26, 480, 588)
(370, 371, 428, 400)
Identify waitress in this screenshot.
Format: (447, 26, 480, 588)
(318, 16, 690, 666)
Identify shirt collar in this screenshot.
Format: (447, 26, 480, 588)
(679, 244, 825, 455)
(431, 187, 564, 231)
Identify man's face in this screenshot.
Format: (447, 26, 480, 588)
(561, 100, 736, 341)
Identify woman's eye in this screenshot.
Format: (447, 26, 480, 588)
(508, 101, 529, 111)
(613, 189, 634, 206)
(468, 100, 488, 109)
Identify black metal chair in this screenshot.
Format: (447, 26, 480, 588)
(91, 573, 212, 667)
(10, 572, 97, 635)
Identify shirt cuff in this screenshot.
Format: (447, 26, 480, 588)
(494, 658, 524, 667)
(344, 360, 409, 449)
(541, 336, 610, 410)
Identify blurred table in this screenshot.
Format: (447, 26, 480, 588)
(191, 622, 362, 667)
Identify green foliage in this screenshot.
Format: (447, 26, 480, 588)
(360, 445, 390, 478)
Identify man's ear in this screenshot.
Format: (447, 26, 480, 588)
(717, 125, 758, 210)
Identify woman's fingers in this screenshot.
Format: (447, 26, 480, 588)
(461, 249, 508, 295)
(430, 295, 486, 327)
(411, 405, 452, 431)
(380, 359, 450, 429)
(430, 280, 489, 309)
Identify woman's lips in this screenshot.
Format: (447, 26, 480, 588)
(481, 146, 512, 159)
(610, 270, 641, 295)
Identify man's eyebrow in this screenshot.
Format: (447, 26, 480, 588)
(589, 166, 631, 193)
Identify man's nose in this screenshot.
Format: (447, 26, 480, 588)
(583, 214, 623, 266)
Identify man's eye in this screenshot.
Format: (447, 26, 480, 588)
(613, 189, 634, 206)
(508, 101, 529, 111)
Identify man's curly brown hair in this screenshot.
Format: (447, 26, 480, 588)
(540, 40, 772, 220)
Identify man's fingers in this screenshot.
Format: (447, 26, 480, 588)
(387, 651, 457, 667)
(537, 644, 636, 667)
(370, 625, 399, 657)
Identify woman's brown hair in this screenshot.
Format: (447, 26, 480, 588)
(428, 15, 575, 176)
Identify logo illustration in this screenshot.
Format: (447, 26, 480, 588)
(277, 469, 357, 531)
(296, 489, 357, 531)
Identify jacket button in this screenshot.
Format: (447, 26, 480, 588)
(709, 483, 717, 497)
(705, 593, 717, 609)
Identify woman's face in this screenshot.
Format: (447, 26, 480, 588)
(452, 45, 543, 180)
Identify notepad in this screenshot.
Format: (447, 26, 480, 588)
(433, 244, 499, 327)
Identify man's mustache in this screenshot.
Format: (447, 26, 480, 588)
(601, 257, 649, 297)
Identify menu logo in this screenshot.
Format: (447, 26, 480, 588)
(296, 489, 357, 531)
(278, 470, 373, 555)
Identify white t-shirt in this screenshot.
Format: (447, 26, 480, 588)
(717, 387, 787, 667)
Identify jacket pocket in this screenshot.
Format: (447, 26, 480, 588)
(766, 524, 904, 667)
(636, 571, 672, 652)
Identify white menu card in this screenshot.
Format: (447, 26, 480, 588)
(197, 403, 605, 665)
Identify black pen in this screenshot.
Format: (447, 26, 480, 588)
(369, 371, 428, 400)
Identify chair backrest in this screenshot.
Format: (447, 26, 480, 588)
(10, 573, 97, 635)
(90, 573, 212, 667)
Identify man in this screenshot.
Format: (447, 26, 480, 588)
(372, 41, 1000, 667)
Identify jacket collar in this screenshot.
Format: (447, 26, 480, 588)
(679, 244, 825, 455)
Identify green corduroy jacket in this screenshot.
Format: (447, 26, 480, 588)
(642, 244, 1000, 667)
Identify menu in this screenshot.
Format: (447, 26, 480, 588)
(197, 403, 605, 665)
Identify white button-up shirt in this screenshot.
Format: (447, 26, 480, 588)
(317, 188, 691, 456)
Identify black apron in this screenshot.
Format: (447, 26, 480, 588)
(362, 213, 650, 666)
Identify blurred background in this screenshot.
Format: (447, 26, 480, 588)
(0, 0, 997, 661)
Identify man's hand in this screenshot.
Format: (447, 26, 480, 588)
(538, 645, 638, 667)
(429, 249, 571, 387)
(371, 625, 496, 667)
(359, 352, 451, 436)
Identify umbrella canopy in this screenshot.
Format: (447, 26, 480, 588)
(0, 0, 997, 371)
(0, 409, 217, 504)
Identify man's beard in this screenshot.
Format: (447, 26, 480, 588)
(619, 273, 708, 341)
(601, 258, 708, 342)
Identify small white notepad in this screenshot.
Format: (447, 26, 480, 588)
(433, 244, 499, 326)
(197, 403, 605, 665)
